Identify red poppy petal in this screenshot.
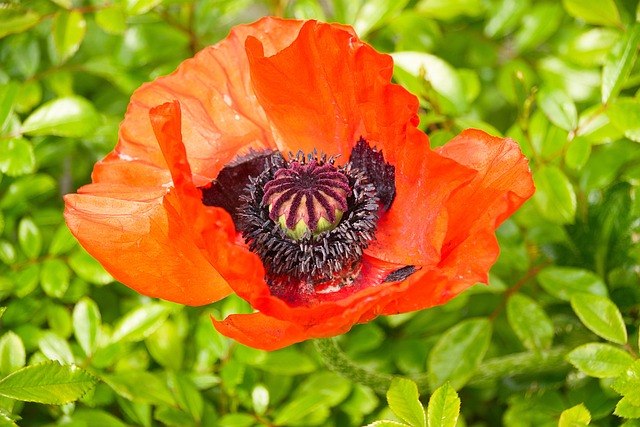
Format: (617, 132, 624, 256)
(211, 312, 309, 351)
(112, 17, 305, 187)
(436, 129, 535, 259)
(247, 20, 420, 159)
(64, 187, 232, 306)
(148, 100, 267, 290)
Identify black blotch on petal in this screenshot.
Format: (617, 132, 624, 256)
(349, 137, 396, 211)
(200, 149, 283, 228)
(382, 265, 417, 283)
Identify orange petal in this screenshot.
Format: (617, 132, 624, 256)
(211, 312, 309, 351)
(113, 17, 305, 185)
(64, 187, 232, 306)
(148, 100, 267, 291)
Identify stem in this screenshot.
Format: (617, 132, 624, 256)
(314, 338, 570, 394)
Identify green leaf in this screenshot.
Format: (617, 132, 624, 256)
(565, 136, 591, 170)
(17, 217, 41, 259)
(39, 331, 74, 365)
(532, 165, 576, 224)
(351, 0, 411, 37)
(538, 88, 578, 131)
(126, 0, 162, 15)
(559, 403, 591, 427)
(615, 397, 640, 419)
(365, 422, 410, 427)
(0, 9, 40, 39)
(427, 383, 460, 427)
(21, 96, 100, 138)
(52, 10, 86, 64)
(48, 224, 77, 256)
(103, 371, 176, 406)
(40, 259, 71, 299)
(602, 24, 640, 104)
(607, 98, 640, 142)
(111, 303, 173, 344)
(612, 360, 640, 406)
(0, 332, 25, 377)
(273, 393, 330, 426)
(537, 267, 608, 301)
(167, 372, 203, 422)
(95, 5, 126, 35)
(416, 0, 484, 20)
(0, 82, 19, 132)
(68, 248, 113, 285)
(70, 409, 128, 427)
(218, 413, 257, 427)
(145, 320, 183, 371)
(570, 294, 627, 344)
(73, 297, 101, 358)
(562, 0, 621, 26)
(0, 138, 35, 177)
(0, 361, 97, 404)
(427, 318, 492, 390)
(0, 241, 16, 266)
(392, 52, 467, 114)
(506, 293, 554, 351)
(387, 378, 426, 427)
(566, 343, 634, 378)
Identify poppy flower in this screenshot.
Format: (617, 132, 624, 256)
(64, 17, 534, 351)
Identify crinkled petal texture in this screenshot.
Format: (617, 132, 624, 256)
(64, 17, 535, 351)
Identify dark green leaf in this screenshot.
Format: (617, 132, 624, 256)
(570, 293, 627, 344)
(566, 343, 634, 378)
(387, 378, 425, 427)
(533, 165, 576, 224)
(73, 297, 101, 358)
(427, 383, 460, 427)
(559, 403, 591, 427)
(0, 361, 97, 404)
(602, 24, 640, 104)
(506, 293, 554, 351)
(0, 332, 25, 377)
(427, 318, 492, 390)
(537, 267, 608, 301)
(21, 96, 100, 138)
(562, 0, 620, 26)
(52, 10, 86, 64)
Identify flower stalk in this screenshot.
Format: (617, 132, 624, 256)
(314, 337, 570, 394)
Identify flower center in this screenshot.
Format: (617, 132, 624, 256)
(262, 160, 349, 239)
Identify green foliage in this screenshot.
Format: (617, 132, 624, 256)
(0, 0, 639, 425)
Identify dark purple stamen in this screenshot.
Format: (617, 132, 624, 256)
(262, 160, 349, 233)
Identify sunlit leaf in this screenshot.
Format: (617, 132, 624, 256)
(0, 361, 97, 404)
(21, 96, 100, 138)
(387, 378, 425, 427)
(567, 343, 634, 378)
(570, 294, 627, 345)
(427, 383, 460, 427)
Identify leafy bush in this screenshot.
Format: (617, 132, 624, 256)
(0, 0, 639, 426)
